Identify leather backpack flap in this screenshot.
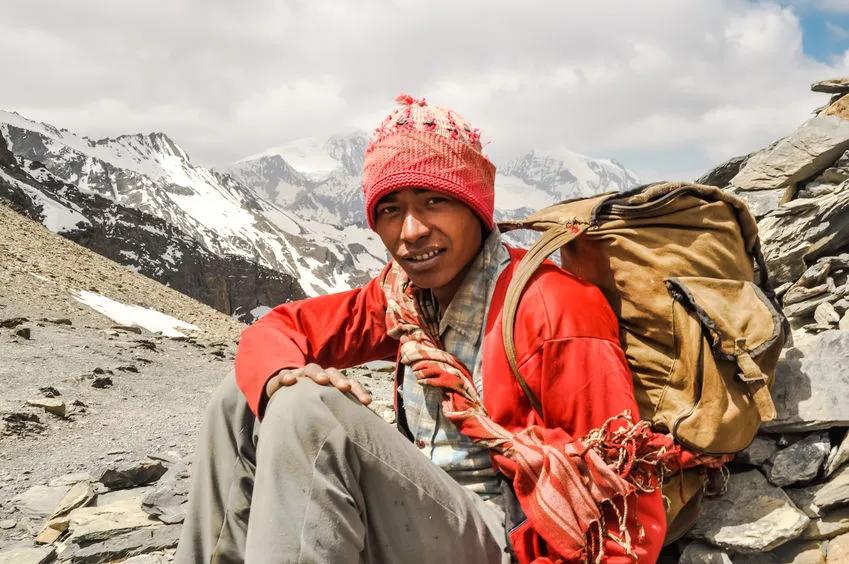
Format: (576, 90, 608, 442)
(662, 276, 785, 453)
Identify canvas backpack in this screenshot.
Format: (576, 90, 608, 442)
(498, 181, 788, 542)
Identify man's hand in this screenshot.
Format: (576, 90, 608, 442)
(265, 363, 373, 405)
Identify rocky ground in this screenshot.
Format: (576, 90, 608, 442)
(0, 204, 393, 563)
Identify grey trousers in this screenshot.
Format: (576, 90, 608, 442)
(175, 374, 509, 564)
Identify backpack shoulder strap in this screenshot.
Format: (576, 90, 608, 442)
(500, 224, 588, 417)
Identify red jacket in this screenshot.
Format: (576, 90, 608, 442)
(236, 248, 665, 563)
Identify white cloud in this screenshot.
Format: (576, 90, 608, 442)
(1, 0, 848, 181)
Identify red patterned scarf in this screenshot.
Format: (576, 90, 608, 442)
(381, 260, 679, 562)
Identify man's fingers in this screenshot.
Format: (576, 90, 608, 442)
(266, 365, 372, 406)
(303, 363, 330, 385)
(349, 380, 373, 405)
(325, 367, 351, 392)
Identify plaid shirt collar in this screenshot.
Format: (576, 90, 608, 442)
(416, 228, 509, 340)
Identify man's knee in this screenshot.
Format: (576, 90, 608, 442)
(260, 379, 352, 440)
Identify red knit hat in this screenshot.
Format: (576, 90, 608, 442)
(362, 94, 496, 230)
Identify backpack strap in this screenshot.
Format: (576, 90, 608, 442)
(501, 223, 588, 418)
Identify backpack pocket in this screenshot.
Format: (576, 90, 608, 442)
(656, 276, 785, 454)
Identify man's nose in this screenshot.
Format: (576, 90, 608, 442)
(400, 211, 430, 243)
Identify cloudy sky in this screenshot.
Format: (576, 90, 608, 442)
(3, 0, 849, 181)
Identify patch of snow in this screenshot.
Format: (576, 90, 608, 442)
(237, 137, 339, 181)
(74, 290, 199, 338)
(495, 174, 558, 211)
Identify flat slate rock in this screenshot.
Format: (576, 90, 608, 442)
(63, 523, 180, 564)
(733, 539, 827, 563)
(812, 78, 849, 94)
(787, 464, 849, 518)
(93, 459, 167, 490)
(729, 115, 849, 192)
(763, 331, 849, 432)
(802, 506, 849, 540)
(768, 432, 831, 487)
(0, 545, 56, 564)
(11, 484, 70, 525)
(679, 542, 732, 563)
(66, 496, 159, 545)
(737, 435, 779, 466)
(824, 430, 849, 478)
(688, 469, 809, 553)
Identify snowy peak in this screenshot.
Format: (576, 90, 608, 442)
(502, 149, 638, 198)
(226, 131, 369, 225)
(236, 131, 368, 182)
(93, 132, 191, 164)
(0, 111, 386, 298)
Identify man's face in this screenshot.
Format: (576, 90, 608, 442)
(374, 188, 483, 305)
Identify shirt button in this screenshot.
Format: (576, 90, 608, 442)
(416, 439, 426, 449)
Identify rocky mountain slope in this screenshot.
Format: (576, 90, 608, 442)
(0, 135, 305, 322)
(669, 79, 849, 563)
(0, 204, 393, 562)
(0, 112, 386, 299)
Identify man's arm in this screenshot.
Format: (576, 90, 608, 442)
(236, 274, 398, 417)
(538, 336, 666, 563)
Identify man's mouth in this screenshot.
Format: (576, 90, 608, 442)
(399, 248, 446, 267)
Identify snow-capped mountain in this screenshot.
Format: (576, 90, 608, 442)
(0, 133, 305, 321)
(1, 109, 638, 317)
(226, 132, 640, 229)
(0, 111, 386, 297)
(226, 132, 369, 227)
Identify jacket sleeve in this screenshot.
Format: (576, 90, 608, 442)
(235, 274, 398, 417)
(538, 336, 666, 563)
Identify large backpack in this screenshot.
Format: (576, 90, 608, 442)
(498, 181, 788, 542)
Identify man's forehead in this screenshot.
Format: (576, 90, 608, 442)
(377, 188, 439, 204)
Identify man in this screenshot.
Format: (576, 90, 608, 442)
(176, 95, 666, 563)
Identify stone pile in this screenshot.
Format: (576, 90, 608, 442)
(674, 78, 849, 562)
(0, 455, 187, 563)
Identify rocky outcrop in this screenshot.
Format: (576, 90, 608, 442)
(669, 78, 849, 563)
(0, 134, 305, 321)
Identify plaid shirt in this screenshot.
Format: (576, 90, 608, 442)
(400, 228, 511, 501)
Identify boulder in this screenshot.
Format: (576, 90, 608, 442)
(763, 331, 849, 432)
(729, 115, 849, 195)
(812, 78, 849, 95)
(0, 546, 55, 564)
(11, 484, 70, 532)
(824, 94, 849, 120)
(758, 196, 849, 286)
(93, 459, 167, 490)
(25, 397, 66, 417)
(736, 435, 779, 466)
(824, 430, 849, 478)
(678, 542, 732, 563)
(767, 432, 831, 487)
(62, 524, 180, 564)
(141, 463, 189, 525)
(734, 539, 827, 563)
(813, 302, 840, 326)
(688, 470, 809, 553)
(786, 464, 849, 518)
(828, 531, 849, 562)
(66, 496, 159, 545)
(802, 506, 849, 540)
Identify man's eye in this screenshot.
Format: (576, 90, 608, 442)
(427, 197, 448, 205)
(377, 206, 398, 215)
